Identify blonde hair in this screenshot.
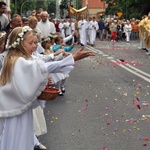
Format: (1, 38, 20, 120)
(29, 16, 38, 25)
(0, 27, 33, 85)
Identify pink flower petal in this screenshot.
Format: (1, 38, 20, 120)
(82, 107, 87, 110)
(103, 146, 107, 150)
(106, 120, 110, 125)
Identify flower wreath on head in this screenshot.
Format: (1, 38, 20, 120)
(0, 32, 6, 39)
(41, 37, 50, 43)
(8, 26, 32, 49)
(48, 33, 58, 39)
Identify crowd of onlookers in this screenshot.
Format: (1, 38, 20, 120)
(96, 18, 140, 42)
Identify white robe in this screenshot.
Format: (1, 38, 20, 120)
(59, 22, 65, 38)
(89, 20, 99, 45)
(78, 19, 88, 45)
(37, 20, 56, 37)
(0, 54, 75, 150)
(124, 24, 132, 42)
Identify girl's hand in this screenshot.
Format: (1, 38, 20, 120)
(64, 52, 71, 56)
(73, 47, 95, 61)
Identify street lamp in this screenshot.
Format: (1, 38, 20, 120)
(20, 0, 30, 17)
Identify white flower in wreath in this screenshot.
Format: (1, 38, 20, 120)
(18, 32, 24, 37)
(16, 38, 20, 42)
(12, 43, 16, 48)
(23, 26, 32, 32)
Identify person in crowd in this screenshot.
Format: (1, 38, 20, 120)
(138, 15, 147, 50)
(89, 16, 99, 46)
(0, 1, 9, 31)
(54, 19, 60, 33)
(41, 36, 69, 57)
(0, 31, 7, 69)
(37, 8, 43, 14)
(28, 16, 45, 55)
(104, 20, 111, 41)
(70, 19, 76, 43)
(86, 17, 92, 44)
(31, 10, 36, 17)
(98, 17, 105, 41)
(0, 26, 95, 150)
(65, 18, 72, 45)
(58, 19, 66, 38)
(30, 32, 48, 150)
(124, 20, 132, 42)
(131, 20, 139, 41)
(78, 15, 88, 46)
(117, 20, 123, 41)
(41, 36, 70, 96)
(35, 12, 41, 22)
(29, 16, 42, 42)
(52, 36, 75, 53)
(22, 17, 29, 27)
(5, 14, 22, 34)
(0, 31, 6, 53)
(143, 12, 150, 55)
(110, 20, 118, 42)
(121, 21, 126, 41)
(37, 11, 56, 37)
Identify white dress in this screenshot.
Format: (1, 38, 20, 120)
(0, 54, 75, 150)
(33, 105, 47, 136)
(89, 20, 99, 45)
(78, 19, 88, 45)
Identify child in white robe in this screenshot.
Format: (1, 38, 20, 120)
(0, 26, 95, 150)
(41, 36, 71, 96)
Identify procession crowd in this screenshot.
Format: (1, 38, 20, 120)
(0, 1, 150, 150)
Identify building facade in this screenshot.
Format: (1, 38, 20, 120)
(82, 0, 106, 19)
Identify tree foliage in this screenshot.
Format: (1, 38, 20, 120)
(105, 0, 150, 19)
(10, 0, 56, 17)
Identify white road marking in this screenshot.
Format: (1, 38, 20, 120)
(85, 45, 150, 83)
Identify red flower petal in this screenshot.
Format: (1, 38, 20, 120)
(144, 137, 149, 141)
(136, 97, 140, 102)
(85, 99, 88, 102)
(136, 104, 141, 109)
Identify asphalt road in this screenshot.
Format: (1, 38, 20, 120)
(39, 39, 150, 150)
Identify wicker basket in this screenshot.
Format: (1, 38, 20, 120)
(38, 87, 60, 101)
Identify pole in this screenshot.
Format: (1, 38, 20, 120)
(20, 0, 29, 17)
(15, 0, 17, 13)
(126, 0, 127, 20)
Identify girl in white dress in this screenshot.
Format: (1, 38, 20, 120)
(0, 26, 95, 150)
(41, 36, 71, 96)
